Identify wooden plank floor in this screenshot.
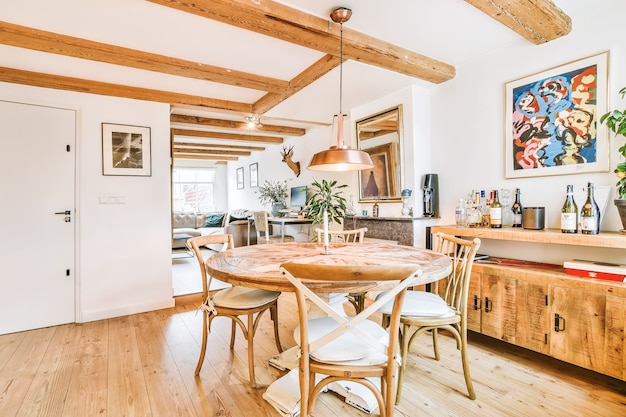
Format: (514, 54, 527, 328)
(1, 293, 625, 417)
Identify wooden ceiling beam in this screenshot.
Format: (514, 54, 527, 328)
(171, 128, 283, 144)
(465, 0, 571, 44)
(172, 147, 251, 156)
(0, 67, 252, 113)
(253, 54, 340, 115)
(170, 114, 305, 136)
(0, 21, 288, 93)
(173, 154, 238, 161)
(147, 0, 456, 84)
(173, 141, 266, 152)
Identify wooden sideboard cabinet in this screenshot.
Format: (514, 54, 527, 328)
(431, 225, 626, 381)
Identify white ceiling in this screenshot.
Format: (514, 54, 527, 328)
(0, 0, 614, 129)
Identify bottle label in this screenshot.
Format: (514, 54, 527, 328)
(489, 207, 502, 222)
(513, 214, 522, 225)
(561, 213, 577, 230)
(581, 216, 597, 231)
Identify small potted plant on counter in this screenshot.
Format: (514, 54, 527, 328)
(599, 86, 626, 230)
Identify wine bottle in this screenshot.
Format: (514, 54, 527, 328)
(489, 189, 502, 228)
(580, 181, 600, 235)
(560, 184, 578, 233)
(372, 200, 379, 218)
(511, 188, 523, 227)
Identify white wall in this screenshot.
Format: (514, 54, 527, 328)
(429, 3, 626, 264)
(1, 82, 174, 322)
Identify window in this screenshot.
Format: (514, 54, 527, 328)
(172, 167, 216, 213)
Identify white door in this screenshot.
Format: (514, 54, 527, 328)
(0, 100, 76, 335)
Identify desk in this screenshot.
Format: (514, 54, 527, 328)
(205, 242, 451, 293)
(269, 217, 313, 242)
(246, 216, 314, 245)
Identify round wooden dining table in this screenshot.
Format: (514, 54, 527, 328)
(205, 242, 452, 292)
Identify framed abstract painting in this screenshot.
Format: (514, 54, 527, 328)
(504, 51, 609, 178)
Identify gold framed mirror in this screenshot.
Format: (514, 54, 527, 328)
(356, 105, 403, 203)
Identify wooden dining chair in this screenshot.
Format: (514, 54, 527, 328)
(314, 227, 368, 243)
(187, 234, 283, 387)
(252, 211, 295, 244)
(315, 227, 369, 313)
(379, 231, 481, 402)
(280, 262, 422, 417)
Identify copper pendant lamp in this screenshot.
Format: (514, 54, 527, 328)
(308, 7, 374, 172)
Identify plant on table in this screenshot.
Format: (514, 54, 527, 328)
(306, 179, 348, 225)
(256, 180, 289, 216)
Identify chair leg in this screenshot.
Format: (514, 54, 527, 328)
(432, 328, 440, 361)
(460, 330, 476, 400)
(246, 313, 257, 387)
(229, 320, 236, 349)
(194, 311, 209, 376)
(270, 302, 283, 353)
(396, 322, 411, 404)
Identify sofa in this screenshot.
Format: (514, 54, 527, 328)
(172, 209, 256, 249)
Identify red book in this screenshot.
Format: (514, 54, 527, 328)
(563, 259, 626, 282)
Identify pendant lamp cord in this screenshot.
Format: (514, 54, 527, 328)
(339, 22, 344, 115)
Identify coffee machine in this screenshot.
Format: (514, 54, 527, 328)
(421, 173, 439, 217)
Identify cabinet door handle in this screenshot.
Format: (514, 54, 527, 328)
(554, 313, 565, 332)
(473, 295, 481, 310)
(485, 297, 492, 313)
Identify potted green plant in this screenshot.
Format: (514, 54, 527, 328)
(255, 180, 289, 217)
(599, 86, 626, 230)
(306, 179, 348, 225)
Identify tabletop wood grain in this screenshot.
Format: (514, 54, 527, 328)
(205, 242, 452, 292)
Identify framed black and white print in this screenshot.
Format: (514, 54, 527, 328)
(250, 163, 258, 187)
(236, 167, 244, 189)
(102, 123, 151, 176)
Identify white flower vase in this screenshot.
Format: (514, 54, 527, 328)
(271, 201, 286, 217)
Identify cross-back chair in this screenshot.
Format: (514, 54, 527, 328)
(315, 227, 369, 313)
(281, 262, 422, 417)
(252, 211, 295, 244)
(379, 231, 481, 402)
(187, 234, 283, 386)
(314, 227, 368, 243)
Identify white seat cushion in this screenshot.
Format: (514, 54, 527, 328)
(377, 290, 456, 318)
(213, 286, 280, 309)
(294, 317, 389, 363)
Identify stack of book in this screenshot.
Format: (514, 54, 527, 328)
(563, 259, 626, 282)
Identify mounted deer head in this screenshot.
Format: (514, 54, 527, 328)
(281, 145, 301, 177)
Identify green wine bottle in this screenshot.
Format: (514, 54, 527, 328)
(580, 181, 600, 235)
(560, 185, 578, 233)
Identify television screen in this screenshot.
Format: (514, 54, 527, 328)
(290, 186, 307, 209)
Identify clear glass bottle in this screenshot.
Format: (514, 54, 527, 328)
(511, 188, 523, 227)
(560, 185, 578, 233)
(466, 191, 481, 228)
(489, 189, 502, 228)
(580, 181, 600, 235)
(500, 188, 513, 227)
(455, 199, 467, 227)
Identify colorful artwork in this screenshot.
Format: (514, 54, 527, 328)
(505, 52, 609, 178)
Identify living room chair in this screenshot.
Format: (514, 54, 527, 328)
(280, 261, 422, 417)
(315, 227, 369, 313)
(379, 231, 481, 402)
(187, 234, 283, 386)
(252, 211, 295, 243)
